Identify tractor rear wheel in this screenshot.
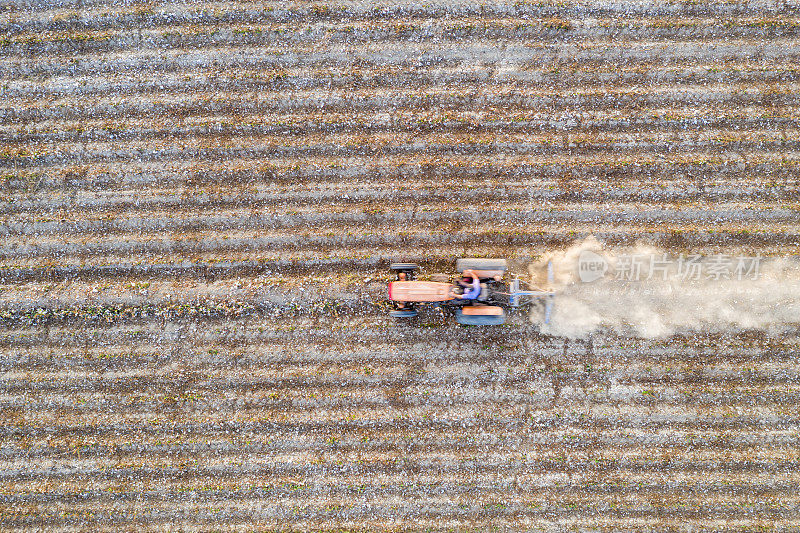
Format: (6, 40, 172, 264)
(455, 258, 507, 273)
(455, 308, 506, 325)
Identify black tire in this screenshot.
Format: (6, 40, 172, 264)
(456, 258, 507, 273)
(390, 310, 418, 318)
(390, 263, 418, 271)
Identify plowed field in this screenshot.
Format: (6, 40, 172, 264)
(2, 0, 800, 530)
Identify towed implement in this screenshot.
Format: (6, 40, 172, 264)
(388, 258, 554, 326)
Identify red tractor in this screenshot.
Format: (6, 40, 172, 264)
(388, 258, 554, 326)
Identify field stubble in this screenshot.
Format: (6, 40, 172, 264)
(2, 0, 800, 530)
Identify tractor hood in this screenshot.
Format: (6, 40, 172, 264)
(389, 281, 454, 302)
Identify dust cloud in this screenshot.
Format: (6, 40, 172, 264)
(531, 236, 800, 338)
